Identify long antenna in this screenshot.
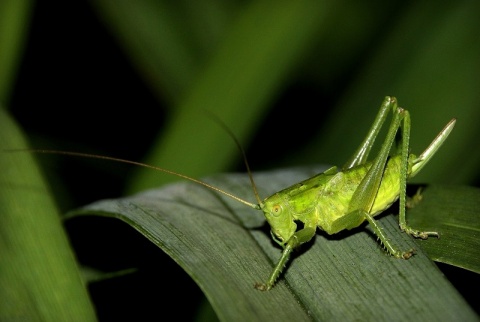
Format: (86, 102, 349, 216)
(6, 149, 261, 210)
(204, 112, 263, 206)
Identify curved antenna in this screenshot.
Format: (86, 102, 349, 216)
(7, 149, 261, 210)
(204, 113, 263, 205)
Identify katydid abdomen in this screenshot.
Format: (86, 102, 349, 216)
(318, 155, 413, 234)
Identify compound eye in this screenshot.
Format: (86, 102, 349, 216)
(271, 204, 282, 217)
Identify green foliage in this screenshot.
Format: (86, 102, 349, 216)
(2, 0, 480, 320)
(0, 109, 96, 321)
(0, 0, 31, 103)
(408, 185, 480, 273)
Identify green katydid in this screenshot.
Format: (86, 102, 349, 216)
(18, 96, 455, 291)
(252, 96, 455, 290)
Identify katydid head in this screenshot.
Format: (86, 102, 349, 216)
(260, 193, 296, 246)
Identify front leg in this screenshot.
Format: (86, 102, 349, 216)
(255, 227, 316, 291)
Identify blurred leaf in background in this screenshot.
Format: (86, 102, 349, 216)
(0, 0, 31, 102)
(0, 110, 96, 320)
(1, 1, 96, 320)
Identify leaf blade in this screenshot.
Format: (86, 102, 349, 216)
(72, 167, 477, 321)
(0, 109, 96, 321)
(407, 185, 480, 274)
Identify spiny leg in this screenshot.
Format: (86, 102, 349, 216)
(343, 96, 395, 170)
(364, 212, 414, 258)
(399, 118, 456, 237)
(398, 111, 439, 239)
(255, 226, 316, 291)
(347, 104, 417, 257)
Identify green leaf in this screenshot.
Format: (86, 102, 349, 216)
(71, 167, 477, 321)
(407, 185, 480, 274)
(125, 0, 332, 192)
(0, 0, 32, 103)
(0, 109, 96, 321)
(91, 0, 224, 104)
